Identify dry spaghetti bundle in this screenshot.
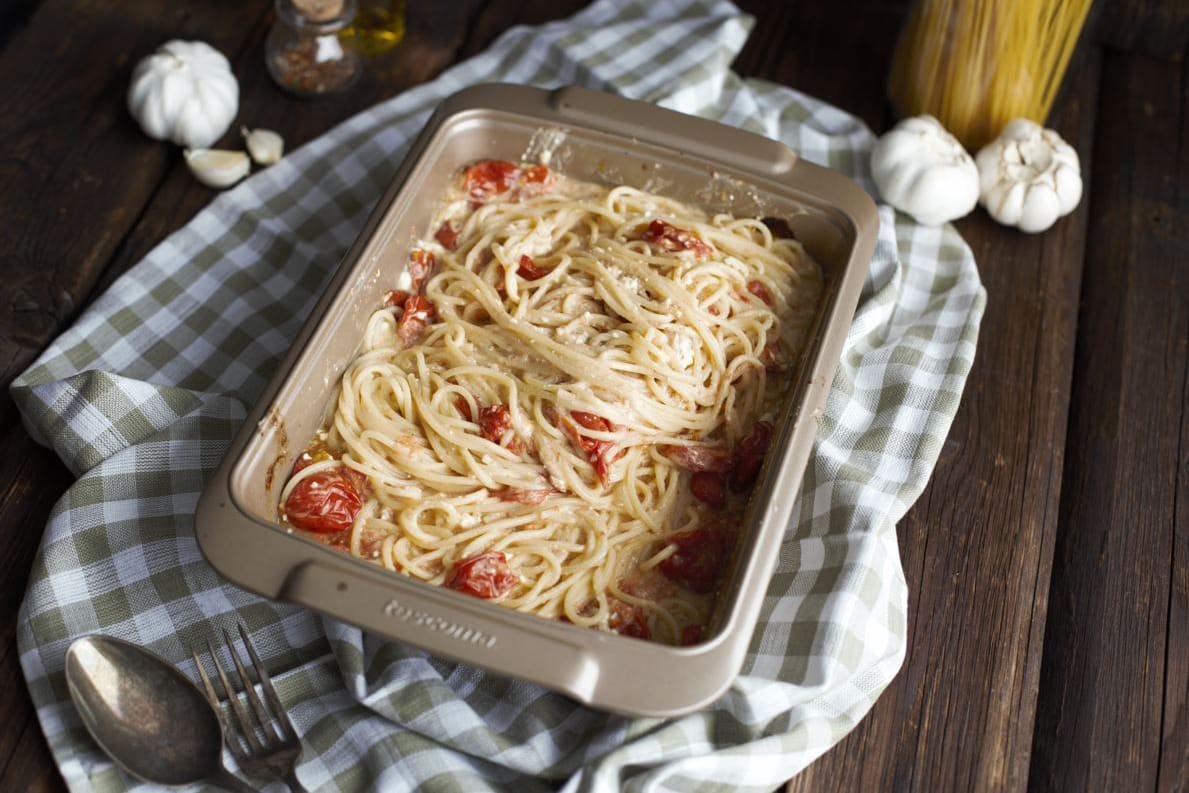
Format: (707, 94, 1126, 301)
(888, 0, 1093, 149)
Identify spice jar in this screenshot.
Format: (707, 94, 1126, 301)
(266, 0, 362, 97)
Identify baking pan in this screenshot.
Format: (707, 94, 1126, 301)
(195, 84, 877, 716)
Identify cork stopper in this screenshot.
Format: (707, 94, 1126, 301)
(292, 0, 343, 21)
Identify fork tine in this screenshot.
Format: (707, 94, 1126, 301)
(191, 646, 248, 763)
(224, 627, 284, 745)
(237, 622, 298, 741)
(206, 637, 266, 755)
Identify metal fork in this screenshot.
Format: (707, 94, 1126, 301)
(193, 623, 310, 793)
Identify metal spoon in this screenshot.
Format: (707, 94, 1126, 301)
(65, 634, 255, 793)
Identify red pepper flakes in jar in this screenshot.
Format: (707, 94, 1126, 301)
(266, 0, 363, 97)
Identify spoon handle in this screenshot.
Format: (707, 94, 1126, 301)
(212, 767, 261, 793)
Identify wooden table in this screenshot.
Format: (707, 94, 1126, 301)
(1, 1, 1185, 790)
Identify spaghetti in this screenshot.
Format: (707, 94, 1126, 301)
(279, 160, 823, 645)
(888, 0, 1093, 149)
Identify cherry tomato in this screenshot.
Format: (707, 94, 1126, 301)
(521, 164, 551, 183)
(642, 219, 712, 257)
(383, 289, 410, 308)
(407, 249, 436, 292)
(662, 444, 733, 472)
(747, 279, 774, 306)
(464, 160, 519, 203)
(445, 551, 518, 599)
(690, 471, 727, 509)
(760, 339, 785, 372)
(496, 487, 553, 506)
(435, 221, 459, 251)
(731, 421, 774, 491)
(517, 254, 551, 280)
(680, 624, 705, 646)
(565, 412, 619, 484)
(397, 295, 436, 344)
(609, 598, 650, 640)
(453, 394, 474, 422)
(659, 528, 727, 594)
(284, 469, 363, 533)
(478, 404, 514, 445)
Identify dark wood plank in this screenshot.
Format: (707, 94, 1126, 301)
(0, 424, 71, 793)
(1029, 48, 1189, 793)
(733, 0, 904, 131)
(0, 718, 63, 793)
(0, 0, 274, 401)
(89, 0, 489, 299)
(1092, 0, 1189, 61)
(787, 23, 1101, 793)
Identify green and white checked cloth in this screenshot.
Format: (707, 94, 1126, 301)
(11, 1, 984, 790)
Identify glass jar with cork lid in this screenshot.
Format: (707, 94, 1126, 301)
(266, 0, 362, 97)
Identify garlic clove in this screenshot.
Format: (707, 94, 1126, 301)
(184, 148, 251, 188)
(241, 127, 284, 166)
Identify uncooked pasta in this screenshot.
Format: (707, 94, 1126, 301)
(888, 0, 1093, 149)
(279, 160, 822, 645)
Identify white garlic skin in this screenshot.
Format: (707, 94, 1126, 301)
(870, 115, 980, 226)
(242, 127, 284, 166)
(128, 40, 239, 149)
(976, 119, 1082, 233)
(184, 148, 251, 188)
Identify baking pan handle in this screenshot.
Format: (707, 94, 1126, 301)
(279, 561, 601, 699)
(547, 86, 798, 177)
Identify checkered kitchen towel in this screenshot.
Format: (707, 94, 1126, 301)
(11, 0, 984, 790)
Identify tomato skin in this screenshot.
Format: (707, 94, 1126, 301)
(407, 249, 436, 292)
(383, 289, 410, 308)
(731, 421, 774, 491)
(609, 598, 650, 640)
(464, 160, 519, 203)
(516, 254, 551, 280)
(445, 551, 518, 599)
(496, 487, 553, 505)
(453, 394, 474, 422)
(397, 295, 436, 344)
(435, 221, 458, 251)
(662, 444, 733, 473)
(690, 471, 727, 509)
(521, 164, 551, 183)
(659, 528, 727, 594)
(760, 339, 784, 372)
(642, 219, 712, 257)
(747, 279, 774, 306)
(284, 469, 363, 533)
(478, 404, 514, 445)
(564, 412, 619, 485)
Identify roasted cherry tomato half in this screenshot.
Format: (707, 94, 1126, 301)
(659, 528, 727, 594)
(446, 551, 518, 599)
(690, 470, 727, 509)
(284, 469, 363, 533)
(731, 420, 774, 491)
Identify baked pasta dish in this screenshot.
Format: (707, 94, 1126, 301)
(279, 160, 822, 645)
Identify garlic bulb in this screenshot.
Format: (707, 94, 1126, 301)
(870, 115, 980, 226)
(976, 119, 1082, 233)
(242, 127, 284, 166)
(128, 40, 239, 149)
(184, 149, 250, 188)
